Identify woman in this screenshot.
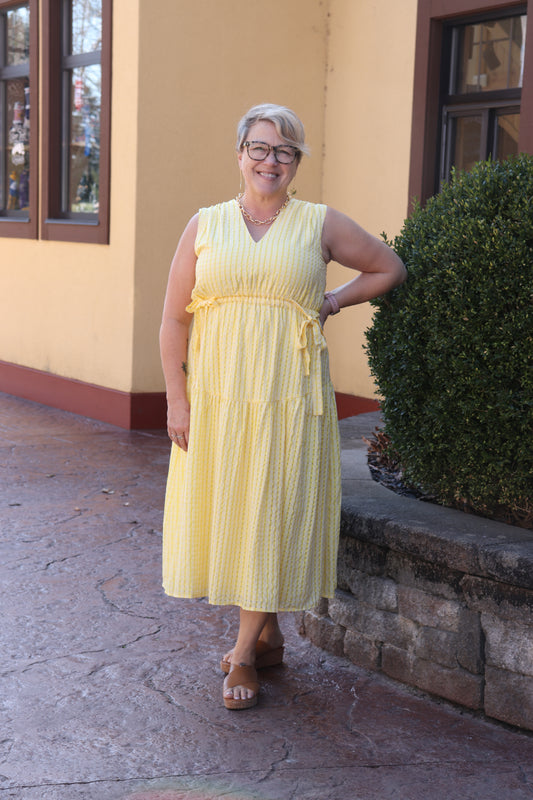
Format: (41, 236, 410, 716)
(160, 103, 406, 710)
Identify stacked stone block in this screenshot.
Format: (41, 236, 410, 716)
(301, 512, 533, 731)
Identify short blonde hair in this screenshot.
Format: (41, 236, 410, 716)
(236, 103, 310, 163)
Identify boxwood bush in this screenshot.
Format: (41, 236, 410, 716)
(365, 156, 533, 528)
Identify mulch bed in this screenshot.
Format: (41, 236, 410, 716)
(364, 428, 532, 530)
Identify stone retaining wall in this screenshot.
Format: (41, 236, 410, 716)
(301, 496, 533, 731)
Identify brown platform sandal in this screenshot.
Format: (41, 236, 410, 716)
(220, 641, 284, 674)
(223, 664, 260, 710)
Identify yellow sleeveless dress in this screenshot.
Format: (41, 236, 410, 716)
(162, 198, 341, 612)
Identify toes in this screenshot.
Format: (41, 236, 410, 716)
(224, 685, 253, 701)
(223, 681, 255, 701)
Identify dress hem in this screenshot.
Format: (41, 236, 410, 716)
(161, 585, 335, 614)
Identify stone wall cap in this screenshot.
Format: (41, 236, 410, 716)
(340, 413, 533, 591)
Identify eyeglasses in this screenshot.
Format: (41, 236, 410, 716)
(243, 141, 299, 165)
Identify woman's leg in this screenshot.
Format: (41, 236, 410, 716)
(259, 613, 285, 649)
(223, 608, 282, 702)
(221, 611, 284, 668)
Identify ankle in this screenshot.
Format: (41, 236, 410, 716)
(259, 621, 284, 647)
(231, 646, 256, 667)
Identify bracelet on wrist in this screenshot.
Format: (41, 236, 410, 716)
(325, 292, 340, 315)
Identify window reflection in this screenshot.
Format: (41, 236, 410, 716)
(496, 113, 520, 160)
(0, 3, 30, 216)
(441, 12, 526, 186)
(71, 0, 102, 55)
(69, 65, 101, 213)
(6, 5, 30, 66)
(62, 0, 102, 216)
(7, 78, 30, 211)
(452, 115, 483, 173)
(457, 15, 527, 93)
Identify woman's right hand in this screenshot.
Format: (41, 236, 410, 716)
(160, 214, 199, 454)
(167, 398, 190, 451)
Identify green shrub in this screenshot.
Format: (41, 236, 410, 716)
(365, 156, 533, 528)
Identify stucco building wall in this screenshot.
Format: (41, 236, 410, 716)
(322, 0, 417, 398)
(0, 0, 417, 424)
(0, 0, 141, 393)
(131, 0, 328, 393)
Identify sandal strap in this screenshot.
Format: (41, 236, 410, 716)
(225, 665, 259, 693)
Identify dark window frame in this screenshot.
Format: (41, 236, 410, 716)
(439, 8, 526, 182)
(41, 0, 111, 243)
(440, 99, 521, 180)
(0, 0, 38, 239)
(409, 0, 533, 208)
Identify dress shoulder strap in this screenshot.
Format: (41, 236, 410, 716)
(194, 200, 237, 256)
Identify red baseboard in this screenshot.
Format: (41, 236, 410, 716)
(0, 360, 167, 430)
(0, 361, 379, 429)
(334, 391, 380, 419)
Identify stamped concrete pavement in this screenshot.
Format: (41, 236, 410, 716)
(1, 392, 532, 800)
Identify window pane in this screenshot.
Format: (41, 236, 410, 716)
(71, 0, 102, 55)
(510, 16, 527, 88)
(5, 4, 30, 66)
(452, 115, 483, 172)
(4, 77, 30, 212)
(456, 15, 527, 93)
(457, 24, 481, 93)
(67, 64, 101, 214)
(495, 113, 520, 160)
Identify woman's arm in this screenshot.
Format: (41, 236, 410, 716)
(319, 207, 406, 324)
(159, 213, 199, 450)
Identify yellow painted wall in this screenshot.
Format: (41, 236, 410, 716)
(0, 0, 140, 393)
(131, 0, 328, 392)
(0, 0, 417, 405)
(322, 0, 418, 398)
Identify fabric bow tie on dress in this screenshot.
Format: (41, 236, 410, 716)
(296, 313, 326, 416)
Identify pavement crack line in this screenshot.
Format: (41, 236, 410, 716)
(1, 626, 163, 677)
(142, 676, 253, 735)
(346, 690, 378, 752)
(23, 528, 141, 571)
(518, 765, 533, 795)
(41, 552, 83, 570)
(96, 572, 160, 621)
(55, 511, 85, 525)
(220, 612, 234, 640)
(0, 759, 528, 793)
(286, 779, 303, 800)
(256, 737, 292, 783)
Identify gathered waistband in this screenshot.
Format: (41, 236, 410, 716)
(186, 294, 326, 415)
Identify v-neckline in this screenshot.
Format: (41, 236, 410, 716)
(235, 198, 290, 244)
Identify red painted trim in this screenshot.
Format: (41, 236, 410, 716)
(335, 392, 380, 419)
(0, 361, 166, 429)
(130, 392, 167, 429)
